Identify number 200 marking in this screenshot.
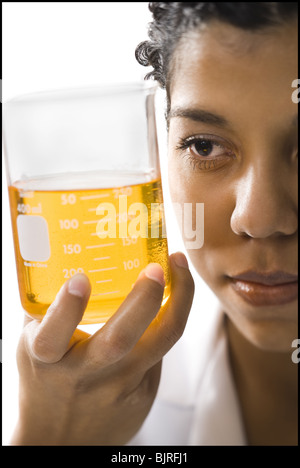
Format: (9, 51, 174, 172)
(63, 268, 84, 278)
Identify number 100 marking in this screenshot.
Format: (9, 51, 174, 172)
(59, 219, 79, 229)
(123, 258, 140, 270)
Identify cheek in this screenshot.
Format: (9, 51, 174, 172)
(168, 155, 234, 285)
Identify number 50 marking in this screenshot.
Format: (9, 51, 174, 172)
(61, 194, 76, 205)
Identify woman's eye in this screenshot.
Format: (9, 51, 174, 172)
(176, 136, 235, 171)
(190, 139, 225, 158)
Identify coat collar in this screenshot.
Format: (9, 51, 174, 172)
(157, 305, 247, 445)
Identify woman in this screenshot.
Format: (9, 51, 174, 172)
(11, 2, 298, 446)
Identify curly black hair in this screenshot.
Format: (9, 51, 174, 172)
(135, 2, 298, 89)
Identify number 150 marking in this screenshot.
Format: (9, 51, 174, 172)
(63, 244, 81, 254)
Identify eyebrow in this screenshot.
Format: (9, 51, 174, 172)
(168, 106, 230, 128)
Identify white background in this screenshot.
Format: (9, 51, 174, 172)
(2, 2, 218, 445)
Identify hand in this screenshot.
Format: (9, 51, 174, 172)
(11, 252, 194, 446)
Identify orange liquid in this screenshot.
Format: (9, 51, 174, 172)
(8, 178, 170, 324)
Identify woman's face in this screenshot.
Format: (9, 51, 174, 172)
(168, 20, 298, 352)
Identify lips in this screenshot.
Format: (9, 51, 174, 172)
(228, 271, 298, 306)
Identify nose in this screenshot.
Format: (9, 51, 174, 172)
(231, 165, 298, 238)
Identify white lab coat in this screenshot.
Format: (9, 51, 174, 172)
(128, 296, 247, 446)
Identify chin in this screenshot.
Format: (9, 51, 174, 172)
(215, 280, 298, 353)
(229, 310, 298, 354)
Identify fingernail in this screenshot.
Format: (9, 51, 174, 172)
(173, 252, 189, 269)
(144, 263, 165, 287)
(68, 274, 90, 297)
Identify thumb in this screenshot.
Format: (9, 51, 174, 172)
(29, 273, 91, 363)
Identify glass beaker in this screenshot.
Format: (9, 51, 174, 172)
(3, 82, 170, 324)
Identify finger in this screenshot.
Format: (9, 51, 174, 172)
(129, 251, 194, 370)
(85, 263, 165, 367)
(24, 313, 34, 327)
(28, 273, 91, 363)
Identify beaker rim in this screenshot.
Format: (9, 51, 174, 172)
(3, 80, 158, 105)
